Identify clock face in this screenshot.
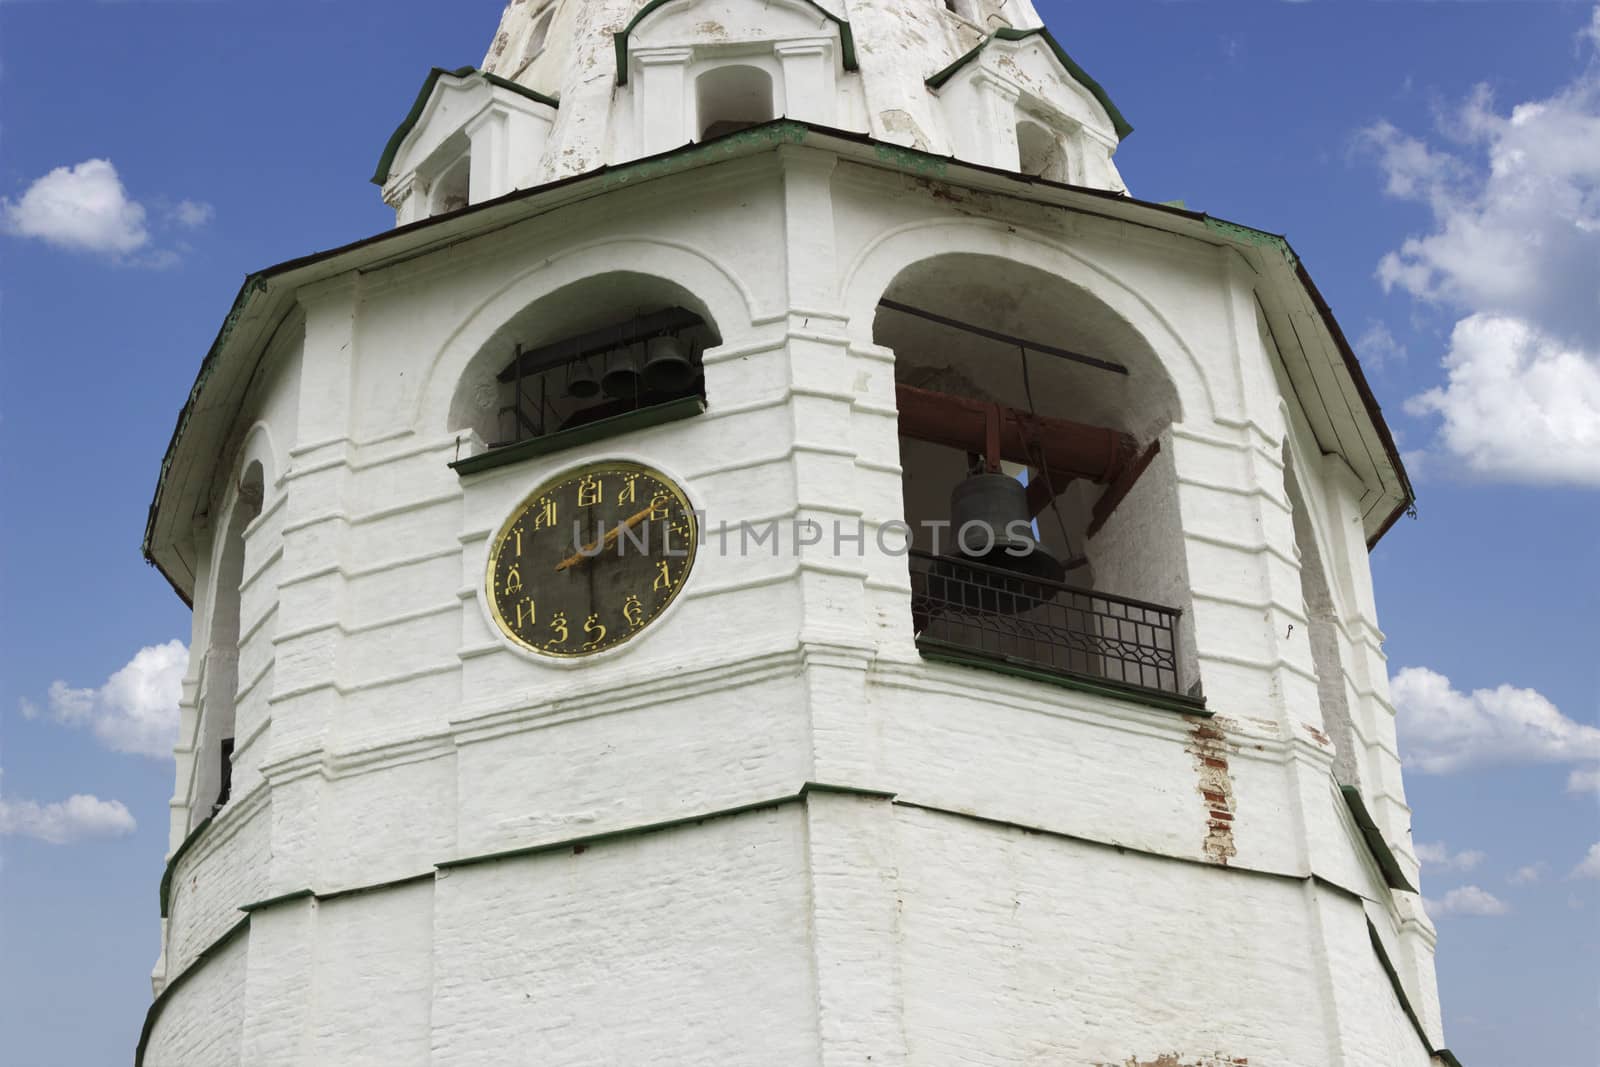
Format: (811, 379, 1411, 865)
(486, 463, 697, 658)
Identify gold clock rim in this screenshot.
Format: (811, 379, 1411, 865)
(484, 460, 699, 659)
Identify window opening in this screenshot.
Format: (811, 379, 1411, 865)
(696, 65, 776, 141)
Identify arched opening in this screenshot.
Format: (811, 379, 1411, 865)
(450, 272, 722, 449)
(695, 65, 776, 141)
(428, 150, 472, 216)
(192, 462, 263, 826)
(1284, 450, 1362, 786)
(1016, 117, 1068, 182)
(873, 253, 1197, 699)
(942, 0, 979, 20)
(517, 7, 554, 71)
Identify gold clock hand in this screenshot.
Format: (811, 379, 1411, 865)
(554, 504, 656, 572)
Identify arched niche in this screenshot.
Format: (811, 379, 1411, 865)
(422, 237, 757, 439)
(447, 270, 724, 447)
(1016, 116, 1068, 182)
(868, 249, 1200, 697)
(1283, 442, 1363, 787)
(191, 460, 264, 827)
(429, 150, 472, 216)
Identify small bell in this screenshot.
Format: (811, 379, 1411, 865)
(565, 354, 600, 399)
(601, 343, 643, 398)
(642, 335, 695, 393)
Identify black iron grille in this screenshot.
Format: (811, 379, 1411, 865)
(909, 549, 1189, 699)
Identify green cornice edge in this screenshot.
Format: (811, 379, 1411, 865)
(614, 0, 858, 86)
(1368, 918, 1457, 1064)
(158, 812, 216, 919)
(917, 639, 1209, 716)
(135, 916, 249, 1067)
(925, 27, 1133, 142)
(371, 65, 560, 187)
(450, 396, 706, 477)
(1342, 783, 1418, 895)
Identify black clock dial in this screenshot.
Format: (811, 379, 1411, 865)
(486, 463, 697, 657)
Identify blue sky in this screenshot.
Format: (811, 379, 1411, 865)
(1, 2, 1596, 1065)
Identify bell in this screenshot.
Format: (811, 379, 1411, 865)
(565, 355, 600, 399)
(601, 343, 642, 398)
(950, 472, 1064, 583)
(642, 335, 695, 393)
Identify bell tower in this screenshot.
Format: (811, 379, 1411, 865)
(141, 3, 1456, 1065)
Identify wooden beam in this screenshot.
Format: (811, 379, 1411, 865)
(895, 383, 1136, 485)
(1086, 439, 1161, 539)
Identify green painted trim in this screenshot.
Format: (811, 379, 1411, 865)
(238, 888, 314, 914)
(916, 639, 1210, 716)
(801, 781, 897, 801)
(371, 66, 559, 186)
(1434, 1050, 1466, 1067)
(925, 27, 1133, 142)
(1368, 918, 1441, 1060)
(1341, 784, 1418, 894)
(450, 396, 706, 477)
(158, 813, 216, 919)
(318, 871, 435, 904)
(135, 916, 250, 1067)
(1204, 216, 1295, 264)
(614, 0, 858, 86)
(437, 789, 806, 870)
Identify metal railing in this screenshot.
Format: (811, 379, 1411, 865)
(908, 549, 1190, 700)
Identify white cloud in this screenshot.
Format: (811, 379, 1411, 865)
(1569, 766, 1600, 793)
(1, 159, 149, 256)
(1390, 666, 1600, 774)
(1509, 863, 1546, 886)
(1355, 320, 1408, 373)
(171, 199, 214, 228)
(43, 641, 188, 759)
(0, 792, 136, 845)
(17, 698, 39, 721)
(1414, 841, 1485, 872)
(1403, 315, 1600, 486)
(1360, 19, 1600, 486)
(1573, 842, 1600, 880)
(1425, 885, 1510, 917)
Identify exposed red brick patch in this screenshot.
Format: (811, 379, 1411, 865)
(1301, 722, 1333, 748)
(1186, 717, 1238, 866)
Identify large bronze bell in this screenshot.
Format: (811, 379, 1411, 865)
(642, 335, 695, 393)
(930, 472, 1065, 617)
(950, 472, 1065, 582)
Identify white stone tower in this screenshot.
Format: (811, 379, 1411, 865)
(140, 2, 1457, 1065)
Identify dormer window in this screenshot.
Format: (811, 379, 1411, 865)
(697, 65, 776, 140)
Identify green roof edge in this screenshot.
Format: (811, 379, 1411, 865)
(614, 0, 858, 86)
(1368, 918, 1457, 1064)
(925, 26, 1133, 142)
(370, 66, 559, 187)
(1342, 784, 1418, 894)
